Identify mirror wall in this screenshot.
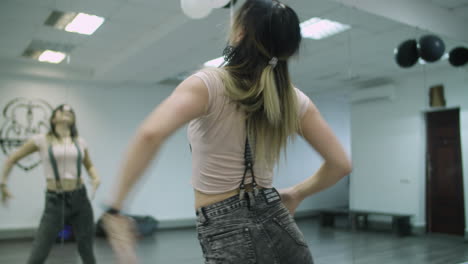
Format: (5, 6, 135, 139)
(0, 0, 466, 263)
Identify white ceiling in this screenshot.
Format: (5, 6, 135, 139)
(0, 0, 467, 92)
(430, 0, 468, 9)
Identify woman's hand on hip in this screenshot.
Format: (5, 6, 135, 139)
(278, 186, 304, 216)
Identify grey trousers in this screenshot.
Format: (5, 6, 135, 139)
(196, 188, 314, 264)
(27, 187, 96, 264)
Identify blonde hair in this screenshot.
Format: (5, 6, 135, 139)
(219, 0, 302, 167)
(204, 62, 300, 168)
(206, 1, 302, 167)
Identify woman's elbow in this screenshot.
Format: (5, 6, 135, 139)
(340, 160, 352, 176)
(327, 158, 352, 178)
(5, 156, 17, 167)
(138, 127, 165, 144)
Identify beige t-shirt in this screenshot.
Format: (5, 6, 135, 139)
(188, 69, 310, 194)
(32, 134, 87, 180)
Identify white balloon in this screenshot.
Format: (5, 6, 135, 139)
(210, 0, 231, 8)
(181, 0, 213, 19)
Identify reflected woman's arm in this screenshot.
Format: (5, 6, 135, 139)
(83, 149, 100, 200)
(1, 139, 39, 204)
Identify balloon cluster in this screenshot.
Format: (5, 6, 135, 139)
(395, 35, 468, 68)
(181, 0, 237, 19)
(449, 46, 468, 67)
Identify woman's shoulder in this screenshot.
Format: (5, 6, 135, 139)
(30, 133, 48, 148)
(193, 67, 227, 97)
(293, 87, 311, 117)
(31, 133, 47, 139)
(76, 136, 88, 149)
(293, 86, 310, 101)
(196, 66, 226, 75)
(193, 67, 226, 83)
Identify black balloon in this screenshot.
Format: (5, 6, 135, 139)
(419, 35, 445, 62)
(395, 39, 419, 68)
(449, 47, 468, 67)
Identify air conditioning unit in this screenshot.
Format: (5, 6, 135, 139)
(350, 84, 396, 104)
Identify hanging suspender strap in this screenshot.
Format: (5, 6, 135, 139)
(48, 145, 63, 192)
(48, 138, 83, 192)
(239, 122, 259, 200)
(73, 139, 82, 189)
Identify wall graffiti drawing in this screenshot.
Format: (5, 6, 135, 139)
(0, 98, 52, 171)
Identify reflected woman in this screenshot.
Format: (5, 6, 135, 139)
(1, 104, 100, 264)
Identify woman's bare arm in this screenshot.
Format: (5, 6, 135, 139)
(294, 101, 352, 199)
(1, 139, 39, 185)
(108, 75, 209, 210)
(83, 149, 101, 198)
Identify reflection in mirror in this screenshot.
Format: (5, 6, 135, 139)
(341, 3, 468, 264)
(0, 0, 104, 261)
(1, 0, 467, 264)
(1, 51, 101, 262)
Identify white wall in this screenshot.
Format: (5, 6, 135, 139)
(276, 90, 351, 212)
(350, 66, 468, 229)
(0, 75, 351, 230)
(0, 75, 194, 229)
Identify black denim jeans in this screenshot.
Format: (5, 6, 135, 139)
(196, 188, 314, 264)
(27, 187, 96, 264)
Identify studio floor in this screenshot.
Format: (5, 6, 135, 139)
(1, 218, 467, 264)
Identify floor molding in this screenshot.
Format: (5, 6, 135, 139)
(157, 218, 196, 230)
(0, 210, 321, 240)
(412, 224, 426, 235)
(0, 227, 35, 240)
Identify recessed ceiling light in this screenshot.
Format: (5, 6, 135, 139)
(45, 10, 104, 35)
(38, 50, 66, 64)
(300, 17, 351, 40)
(22, 40, 74, 64)
(65, 13, 105, 35)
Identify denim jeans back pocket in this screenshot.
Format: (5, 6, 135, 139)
(201, 227, 256, 264)
(273, 212, 308, 247)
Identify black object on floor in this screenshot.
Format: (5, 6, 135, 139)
(319, 207, 413, 236)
